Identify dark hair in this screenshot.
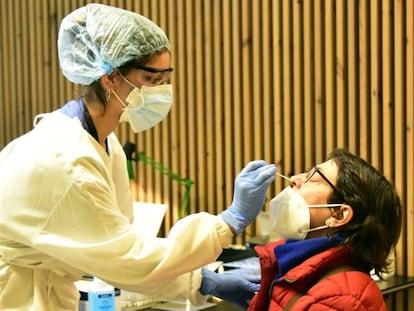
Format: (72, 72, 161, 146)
(326, 149, 402, 276)
(79, 48, 169, 109)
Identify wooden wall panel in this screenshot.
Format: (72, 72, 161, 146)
(1, 0, 413, 306)
(370, 0, 381, 168)
(407, 0, 414, 279)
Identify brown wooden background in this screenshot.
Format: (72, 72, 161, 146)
(1, 0, 413, 309)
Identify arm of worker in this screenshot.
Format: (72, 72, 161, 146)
(21, 158, 274, 304)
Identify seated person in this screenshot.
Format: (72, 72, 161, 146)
(201, 149, 402, 310)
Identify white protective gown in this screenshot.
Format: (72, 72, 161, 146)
(0, 112, 233, 310)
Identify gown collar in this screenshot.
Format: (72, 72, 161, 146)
(59, 99, 108, 154)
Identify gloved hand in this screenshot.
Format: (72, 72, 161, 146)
(220, 160, 276, 235)
(199, 268, 260, 309)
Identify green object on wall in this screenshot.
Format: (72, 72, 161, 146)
(127, 151, 194, 219)
(126, 159, 134, 180)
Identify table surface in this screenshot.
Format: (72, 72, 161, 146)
(376, 274, 414, 295)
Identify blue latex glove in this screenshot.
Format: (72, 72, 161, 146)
(220, 160, 276, 235)
(199, 268, 260, 309)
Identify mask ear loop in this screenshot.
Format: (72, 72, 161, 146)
(300, 205, 343, 234)
(111, 90, 128, 110)
(301, 224, 330, 234)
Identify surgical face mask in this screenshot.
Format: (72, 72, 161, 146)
(114, 75, 173, 133)
(269, 187, 342, 240)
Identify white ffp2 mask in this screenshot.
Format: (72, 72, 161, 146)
(269, 187, 342, 240)
(115, 76, 173, 133)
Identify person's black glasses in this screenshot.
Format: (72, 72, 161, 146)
(133, 64, 173, 74)
(304, 166, 336, 189)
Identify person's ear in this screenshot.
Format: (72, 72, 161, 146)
(325, 205, 353, 228)
(100, 73, 116, 91)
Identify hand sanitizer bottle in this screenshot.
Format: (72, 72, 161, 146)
(88, 277, 115, 311)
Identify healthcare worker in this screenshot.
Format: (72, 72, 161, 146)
(0, 4, 276, 310)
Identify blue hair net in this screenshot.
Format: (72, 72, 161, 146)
(57, 3, 170, 85)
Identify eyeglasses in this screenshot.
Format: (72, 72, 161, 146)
(133, 65, 173, 85)
(304, 166, 336, 189)
(133, 64, 174, 74)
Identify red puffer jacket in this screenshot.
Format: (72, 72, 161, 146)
(248, 240, 386, 311)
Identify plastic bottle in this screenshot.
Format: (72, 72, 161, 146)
(88, 277, 115, 311)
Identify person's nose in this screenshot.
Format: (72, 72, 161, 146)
(290, 173, 305, 189)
